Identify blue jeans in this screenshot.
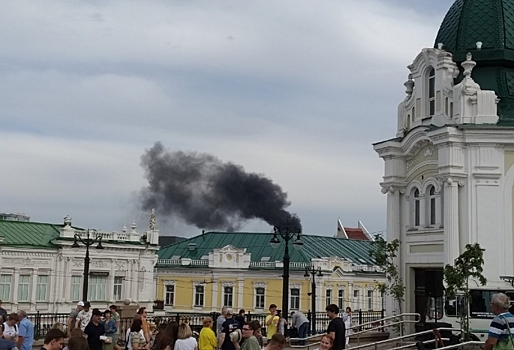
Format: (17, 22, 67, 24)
(298, 322, 309, 345)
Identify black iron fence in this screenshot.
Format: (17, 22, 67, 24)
(28, 309, 385, 340)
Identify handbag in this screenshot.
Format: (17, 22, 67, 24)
(494, 314, 514, 350)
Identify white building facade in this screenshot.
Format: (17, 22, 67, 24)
(374, 0, 514, 328)
(0, 214, 159, 313)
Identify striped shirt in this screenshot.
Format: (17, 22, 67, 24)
(488, 312, 514, 343)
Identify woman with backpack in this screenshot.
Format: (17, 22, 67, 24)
(2, 313, 18, 342)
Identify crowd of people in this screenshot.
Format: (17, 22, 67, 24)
(0, 299, 354, 350)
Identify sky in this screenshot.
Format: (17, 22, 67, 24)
(0, 0, 455, 238)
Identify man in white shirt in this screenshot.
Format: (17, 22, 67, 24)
(75, 301, 92, 331)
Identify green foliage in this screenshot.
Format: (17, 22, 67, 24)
(370, 234, 405, 333)
(444, 243, 487, 341)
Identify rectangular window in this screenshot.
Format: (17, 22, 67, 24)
(367, 290, 373, 310)
(88, 276, 107, 301)
(290, 288, 300, 310)
(255, 288, 265, 309)
(430, 198, 436, 225)
(71, 276, 81, 301)
(326, 289, 332, 306)
(353, 290, 360, 309)
(36, 276, 48, 301)
(338, 289, 345, 310)
(415, 200, 420, 226)
(0, 275, 11, 302)
(18, 275, 30, 301)
(224, 286, 233, 307)
(165, 285, 175, 305)
(195, 285, 204, 307)
(114, 277, 123, 301)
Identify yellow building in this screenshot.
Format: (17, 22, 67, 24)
(155, 231, 385, 314)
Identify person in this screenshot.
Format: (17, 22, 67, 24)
(76, 302, 92, 332)
(248, 321, 263, 349)
(234, 311, 245, 330)
(326, 304, 345, 350)
(485, 293, 514, 350)
(265, 305, 279, 340)
(0, 338, 16, 350)
(84, 308, 106, 350)
(39, 328, 66, 350)
(219, 308, 239, 350)
(16, 310, 34, 350)
(62, 329, 84, 350)
(68, 302, 84, 337)
(276, 311, 286, 336)
(0, 301, 7, 324)
(103, 310, 118, 342)
(342, 308, 352, 348)
(110, 305, 122, 350)
(262, 334, 285, 350)
(199, 317, 217, 350)
(138, 307, 151, 343)
(217, 307, 227, 343)
(154, 321, 179, 350)
(314, 335, 333, 350)
(128, 319, 147, 350)
(2, 313, 19, 342)
(51, 323, 65, 332)
(240, 323, 259, 350)
(174, 324, 197, 350)
(67, 336, 89, 350)
(290, 311, 309, 346)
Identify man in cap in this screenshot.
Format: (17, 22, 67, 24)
(84, 308, 105, 350)
(76, 301, 92, 331)
(67, 301, 84, 337)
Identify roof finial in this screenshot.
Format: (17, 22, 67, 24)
(462, 53, 476, 78)
(64, 215, 72, 227)
(404, 74, 414, 97)
(476, 41, 482, 50)
(437, 43, 444, 50)
(149, 208, 156, 231)
(131, 220, 137, 232)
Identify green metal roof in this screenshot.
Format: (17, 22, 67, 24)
(434, 0, 514, 124)
(0, 220, 61, 248)
(158, 231, 376, 267)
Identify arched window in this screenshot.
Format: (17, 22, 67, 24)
(428, 68, 435, 117)
(427, 185, 436, 226)
(414, 188, 421, 227)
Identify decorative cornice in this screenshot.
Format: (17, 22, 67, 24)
(289, 284, 301, 289)
(222, 281, 234, 287)
(253, 282, 267, 288)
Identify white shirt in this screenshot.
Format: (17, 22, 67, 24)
(174, 337, 197, 350)
(77, 310, 92, 331)
(2, 322, 17, 337)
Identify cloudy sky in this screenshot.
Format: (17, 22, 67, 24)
(1, 0, 455, 238)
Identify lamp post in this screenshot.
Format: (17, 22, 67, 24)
(270, 225, 303, 327)
(72, 230, 104, 302)
(304, 265, 323, 335)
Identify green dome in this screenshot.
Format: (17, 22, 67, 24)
(434, 0, 514, 124)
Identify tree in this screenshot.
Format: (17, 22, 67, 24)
(444, 243, 487, 341)
(370, 234, 405, 333)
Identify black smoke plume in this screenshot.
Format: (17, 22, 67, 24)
(140, 142, 301, 231)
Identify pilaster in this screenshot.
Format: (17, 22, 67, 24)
(443, 177, 460, 265)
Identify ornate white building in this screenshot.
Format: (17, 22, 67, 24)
(0, 213, 159, 313)
(374, 0, 514, 326)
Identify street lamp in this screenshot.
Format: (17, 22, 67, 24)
(72, 229, 104, 302)
(270, 225, 303, 326)
(304, 265, 323, 335)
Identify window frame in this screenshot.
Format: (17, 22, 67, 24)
(165, 285, 175, 306)
(290, 288, 300, 310)
(194, 285, 205, 307)
(326, 289, 332, 307)
(71, 275, 81, 302)
(36, 275, 48, 301)
(223, 286, 234, 307)
(18, 275, 30, 302)
(113, 277, 123, 301)
(0, 275, 11, 302)
(255, 287, 265, 309)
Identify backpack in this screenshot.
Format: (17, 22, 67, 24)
(125, 330, 132, 350)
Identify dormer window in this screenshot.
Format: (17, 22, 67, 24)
(428, 68, 435, 117)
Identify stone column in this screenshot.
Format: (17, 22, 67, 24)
(443, 177, 460, 265)
(109, 259, 115, 303)
(237, 278, 244, 308)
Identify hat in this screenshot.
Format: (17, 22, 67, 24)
(77, 301, 85, 307)
(84, 301, 91, 308)
(229, 329, 242, 343)
(92, 308, 102, 316)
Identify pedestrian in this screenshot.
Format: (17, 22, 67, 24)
(129, 319, 147, 350)
(103, 310, 118, 343)
(68, 302, 84, 337)
(110, 305, 122, 350)
(138, 307, 151, 343)
(39, 329, 66, 350)
(219, 308, 239, 350)
(67, 336, 89, 350)
(484, 293, 514, 350)
(314, 335, 333, 350)
(262, 334, 285, 350)
(2, 313, 19, 342)
(62, 329, 84, 350)
(217, 307, 227, 343)
(199, 317, 217, 350)
(240, 322, 259, 350)
(265, 305, 279, 340)
(326, 304, 345, 350)
(154, 321, 179, 350)
(174, 324, 197, 350)
(234, 311, 245, 330)
(342, 308, 352, 348)
(248, 321, 263, 350)
(290, 311, 309, 345)
(84, 308, 106, 350)
(0, 338, 16, 350)
(16, 310, 34, 350)
(76, 302, 92, 332)
(276, 311, 287, 336)
(0, 301, 7, 324)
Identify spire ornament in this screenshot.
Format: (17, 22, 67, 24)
(149, 208, 156, 230)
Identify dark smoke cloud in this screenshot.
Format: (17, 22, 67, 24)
(140, 142, 302, 231)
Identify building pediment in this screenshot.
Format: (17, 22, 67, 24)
(209, 245, 250, 269)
